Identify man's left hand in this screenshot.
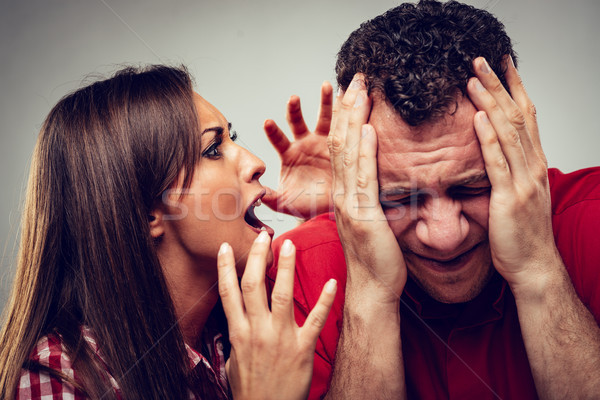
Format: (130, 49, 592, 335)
(467, 56, 564, 296)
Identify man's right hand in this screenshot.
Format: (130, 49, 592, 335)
(327, 74, 406, 306)
(325, 74, 407, 399)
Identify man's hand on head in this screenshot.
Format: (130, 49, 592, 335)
(328, 73, 406, 306)
(466, 55, 564, 298)
(325, 73, 407, 400)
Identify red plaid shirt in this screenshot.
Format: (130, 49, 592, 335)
(16, 327, 230, 400)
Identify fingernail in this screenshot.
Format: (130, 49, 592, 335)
(281, 239, 294, 256)
(480, 58, 491, 74)
(508, 55, 515, 69)
(219, 242, 230, 255)
(354, 92, 365, 108)
(256, 230, 270, 243)
(361, 124, 370, 138)
(349, 77, 364, 90)
(325, 279, 337, 294)
(473, 78, 485, 92)
(480, 112, 490, 124)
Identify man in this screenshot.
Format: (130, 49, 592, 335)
(267, 1, 600, 399)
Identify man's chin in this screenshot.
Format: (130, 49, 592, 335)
(409, 266, 495, 304)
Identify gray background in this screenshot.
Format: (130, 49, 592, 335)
(1, 0, 599, 314)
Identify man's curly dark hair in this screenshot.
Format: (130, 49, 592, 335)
(336, 0, 517, 126)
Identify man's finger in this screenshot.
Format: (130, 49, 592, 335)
(270, 239, 296, 326)
(287, 95, 310, 139)
(328, 92, 349, 196)
(356, 124, 380, 206)
(502, 55, 546, 165)
(240, 231, 271, 320)
(264, 119, 291, 156)
(473, 111, 512, 190)
(301, 279, 337, 344)
(217, 242, 245, 330)
(339, 74, 371, 193)
(315, 81, 334, 135)
(471, 57, 536, 163)
(468, 77, 529, 181)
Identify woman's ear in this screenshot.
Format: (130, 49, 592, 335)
(149, 208, 165, 240)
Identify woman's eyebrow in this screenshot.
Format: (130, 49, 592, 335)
(201, 126, 224, 138)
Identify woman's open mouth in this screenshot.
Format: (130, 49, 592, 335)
(244, 196, 274, 236)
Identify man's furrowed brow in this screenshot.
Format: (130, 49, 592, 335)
(379, 171, 489, 197)
(379, 186, 416, 197)
(452, 171, 489, 186)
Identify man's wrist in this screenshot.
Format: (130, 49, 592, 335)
(509, 261, 570, 306)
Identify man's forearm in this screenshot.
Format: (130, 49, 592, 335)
(325, 289, 406, 399)
(513, 265, 600, 399)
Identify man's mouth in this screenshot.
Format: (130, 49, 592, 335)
(244, 193, 274, 236)
(410, 243, 482, 273)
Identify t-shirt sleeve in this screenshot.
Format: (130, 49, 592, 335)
(550, 168, 600, 324)
(267, 214, 347, 400)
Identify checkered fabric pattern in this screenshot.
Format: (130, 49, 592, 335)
(16, 328, 229, 399)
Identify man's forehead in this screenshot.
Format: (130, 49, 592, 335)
(370, 95, 486, 189)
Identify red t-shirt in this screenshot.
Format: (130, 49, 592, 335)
(266, 167, 600, 400)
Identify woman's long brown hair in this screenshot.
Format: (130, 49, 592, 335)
(0, 65, 213, 399)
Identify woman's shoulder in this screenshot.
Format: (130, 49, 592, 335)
(26, 332, 68, 366)
(17, 329, 118, 400)
(17, 332, 86, 399)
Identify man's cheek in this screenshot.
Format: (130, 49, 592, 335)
(463, 195, 490, 231)
(383, 210, 411, 241)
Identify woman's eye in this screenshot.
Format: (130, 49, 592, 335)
(202, 140, 222, 159)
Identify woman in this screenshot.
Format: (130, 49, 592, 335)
(0, 65, 336, 399)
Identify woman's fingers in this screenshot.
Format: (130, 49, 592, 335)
(264, 119, 291, 156)
(301, 279, 337, 344)
(315, 81, 334, 135)
(240, 231, 271, 321)
(218, 242, 245, 330)
(287, 95, 310, 139)
(270, 239, 296, 325)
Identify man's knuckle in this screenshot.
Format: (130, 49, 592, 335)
(341, 97, 354, 109)
(504, 128, 521, 146)
(356, 173, 369, 189)
(527, 103, 538, 118)
(491, 80, 505, 94)
(508, 108, 526, 129)
(491, 156, 508, 170)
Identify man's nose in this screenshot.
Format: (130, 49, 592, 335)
(415, 196, 469, 252)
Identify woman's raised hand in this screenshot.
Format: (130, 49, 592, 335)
(217, 232, 336, 400)
(262, 82, 333, 219)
